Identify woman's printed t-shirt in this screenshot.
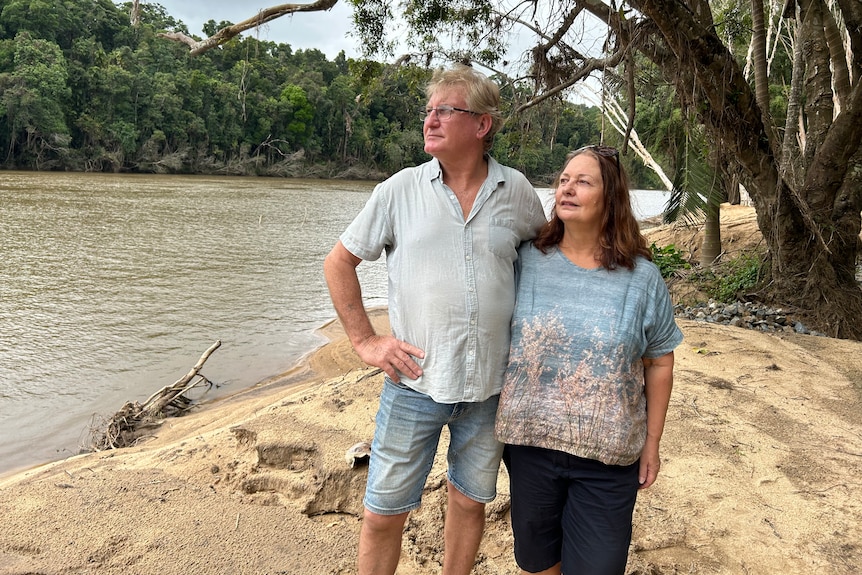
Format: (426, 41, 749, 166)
(495, 242, 683, 466)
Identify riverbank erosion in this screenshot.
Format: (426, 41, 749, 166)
(1, 208, 861, 575)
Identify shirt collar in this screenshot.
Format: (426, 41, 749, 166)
(425, 155, 504, 186)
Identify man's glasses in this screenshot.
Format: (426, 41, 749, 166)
(575, 145, 621, 179)
(420, 106, 479, 121)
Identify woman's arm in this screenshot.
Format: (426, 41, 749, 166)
(638, 351, 675, 489)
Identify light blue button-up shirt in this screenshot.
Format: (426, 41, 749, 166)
(340, 157, 547, 403)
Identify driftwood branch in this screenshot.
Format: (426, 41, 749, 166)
(158, 0, 339, 56)
(142, 340, 221, 417)
(89, 341, 222, 451)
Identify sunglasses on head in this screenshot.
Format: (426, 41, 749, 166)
(575, 145, 621, 179)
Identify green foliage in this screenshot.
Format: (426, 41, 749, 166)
(2, 31, 70, 164)
(710, 253, 762, 302)
(650, 243, 691, 279)
(689, 253, 763, 303)
(664, 127, 725, 226)
(713, 0, 751, 57)
(348, 0, 395, 57)
(0, 0, 654, 185)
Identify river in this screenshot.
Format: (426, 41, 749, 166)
(0, 171, 669, 475)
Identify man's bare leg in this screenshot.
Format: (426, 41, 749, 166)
(441, 481, 486, 575)
(357, 509, 409, 575)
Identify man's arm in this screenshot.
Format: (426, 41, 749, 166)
(323, 241, 424, 382)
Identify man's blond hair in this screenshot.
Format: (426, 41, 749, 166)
(426, 65, 502, 152)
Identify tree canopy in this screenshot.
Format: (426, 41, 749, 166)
(0, 0, 623, 183)
(346, 0, 862, 338)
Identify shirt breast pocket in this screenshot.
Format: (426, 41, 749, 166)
(488, 217, 519, 259)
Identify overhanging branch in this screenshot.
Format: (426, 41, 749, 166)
(514, 50, 625, 113)
(158, 0, 338, 56)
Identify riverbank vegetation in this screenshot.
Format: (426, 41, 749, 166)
(0, 0, 661, 187)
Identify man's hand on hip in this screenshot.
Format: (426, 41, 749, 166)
(355, 335, 425, 383)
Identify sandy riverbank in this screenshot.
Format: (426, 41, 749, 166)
(1, 206, 860, 575)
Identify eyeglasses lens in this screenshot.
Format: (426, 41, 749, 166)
(421, 107, 455, 120)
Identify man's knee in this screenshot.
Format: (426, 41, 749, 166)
(362, 509, 409, 535)
(447, 482, 486, 516)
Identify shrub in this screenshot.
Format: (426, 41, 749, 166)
(650, 243, 691, 278)
(684, 252, 763, 303)
(708, 253, 762, 302)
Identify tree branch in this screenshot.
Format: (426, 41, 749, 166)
(513, 54, 617, 113)
(159, 0, 339, 55)
(142, 340, 222, 417)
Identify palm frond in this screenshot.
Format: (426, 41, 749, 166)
(663, 131, 724, 225)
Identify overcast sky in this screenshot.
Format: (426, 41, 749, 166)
(150, 0, 363, 59)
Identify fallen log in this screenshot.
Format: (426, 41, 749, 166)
(88, 341, 222, 451)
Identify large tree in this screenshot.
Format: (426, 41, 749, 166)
(342, 0, 862, 339)
(0, 31, 70, 167)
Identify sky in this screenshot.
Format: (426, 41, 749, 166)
(150, 0, 364, 59)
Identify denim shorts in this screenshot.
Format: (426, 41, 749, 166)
(363, 379, 504, 515)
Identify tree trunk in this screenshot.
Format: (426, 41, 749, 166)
(160, 0, 338, 55)
(130, 0, 140, 27)
(758, 192, 862, 337)
(700, 203, 721, 267)
(636, 0, 862, 339)
(750, 0, 776, 146)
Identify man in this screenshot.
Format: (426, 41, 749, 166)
(323, 65, 546, 575)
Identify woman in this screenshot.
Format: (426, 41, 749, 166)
(496, 146, 684, 575)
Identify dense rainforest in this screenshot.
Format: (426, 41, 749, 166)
(0, 0, 665, 186)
